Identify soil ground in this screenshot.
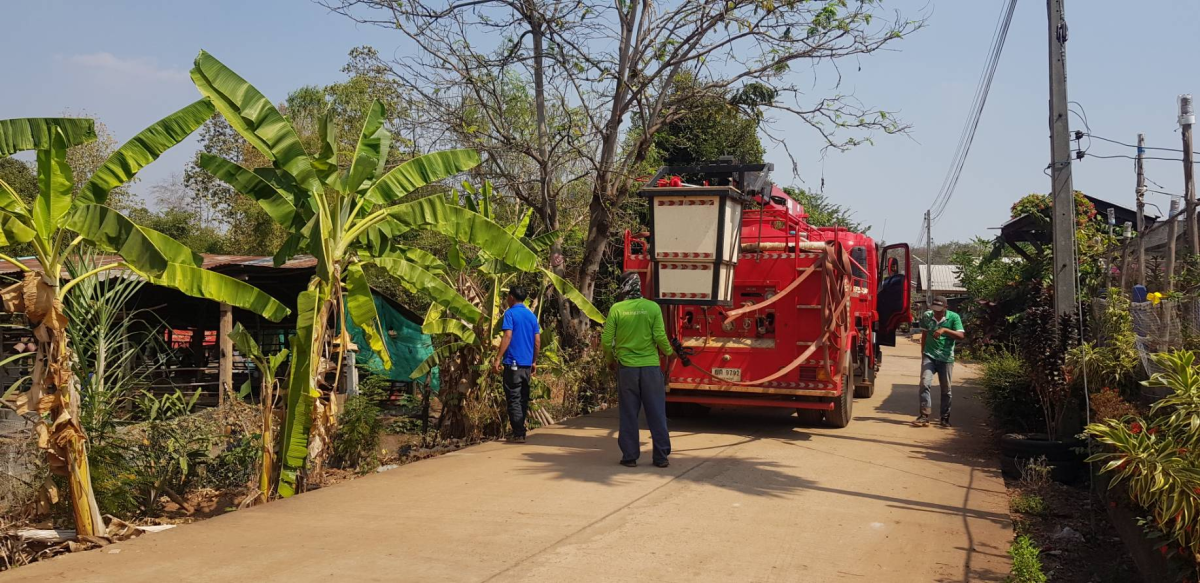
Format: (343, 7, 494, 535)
(3, 340, 1012, 582)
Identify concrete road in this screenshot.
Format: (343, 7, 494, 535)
(6, 340, 1011, 582)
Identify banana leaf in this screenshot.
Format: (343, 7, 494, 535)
(365, 149, 481, 204)
(344, 100, 390, 194)
(191, 51, 321, 195)
(384, 197, 541, 273)
(76, 99, 215, 206)
(279, 288, 322, 497)
(344, 263, 390, 369)
(0, 178, 28, 217)
(372, 257, 483, 323)
(273, 232, 303, 267)
(373, 245, 447, 276)
(32, 128, 73, 240)
(228, 322, 262, 364)
(410, 342, 467, 380)
(526, 231, 560, 253)
(510, 208, 533, 238)
(543, 268, 604, 323)
(0, 118, 95, 156)
(422, 318, 477, 344)
(313, 109, 338, 187)
(130, 262, 289, 322)
(0, 215, 35, 247)
(198, 153, 296, 227)
(65, 205, 200, 276)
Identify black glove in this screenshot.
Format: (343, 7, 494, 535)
(670, 337, 693, 367)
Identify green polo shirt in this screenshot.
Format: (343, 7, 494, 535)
(920, 310, 964, 363)
(600, 298, 673, 367)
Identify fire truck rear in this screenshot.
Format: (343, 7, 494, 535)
(623, 162, 912, 428)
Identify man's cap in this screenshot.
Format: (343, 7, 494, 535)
(931, 295, 948, 308)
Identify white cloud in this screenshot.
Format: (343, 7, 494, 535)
(63, 52, 189, 83)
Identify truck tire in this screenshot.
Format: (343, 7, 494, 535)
(824, 374, 854, 428)
(795, 408, 824, 425)
(854, 358, 875, 399)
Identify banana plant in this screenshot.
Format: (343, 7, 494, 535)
(189, 50, 599, 496)
(409, 181, 603, 437)
(228, 322, 288, 504)
(0, 111, 289, 536)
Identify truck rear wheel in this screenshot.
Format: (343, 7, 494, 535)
(854, 358, 875, 399)
(795, 408, 824, 425)
(824, 374, 854, 428)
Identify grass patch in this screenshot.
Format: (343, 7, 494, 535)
(1010, 493, 1048, 516)
(1006, 535, 1047, 583)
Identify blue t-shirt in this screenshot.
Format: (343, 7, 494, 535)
(501, 303, 540, 366)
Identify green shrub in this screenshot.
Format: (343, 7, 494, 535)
(1010, 493, 1048, 516)
(980, 351, 1044, 432)
(1087, 350, 1200, 568)
(1006, 536, 1047, 583)
(333, 396, 382, 471)
(199, 434, 260, 491)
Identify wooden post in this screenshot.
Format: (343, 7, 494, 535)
(1167, 199, 1180, 293)
(1136, 134, 1147, 286)
(1047, 0, 1078, 317)
(1119, 221, 1132, 291)
(218, 303, 233, 407)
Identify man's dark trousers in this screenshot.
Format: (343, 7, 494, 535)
(503, 365, 531, 437)
(617, 365, 671, 463)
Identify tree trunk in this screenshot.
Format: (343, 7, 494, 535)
(577, 189, 614, 302)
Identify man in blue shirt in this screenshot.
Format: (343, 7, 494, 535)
(492, 286, 540, 442)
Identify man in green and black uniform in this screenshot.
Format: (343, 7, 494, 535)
(601, 272, 674, 468)
(915, 295, 965, 427)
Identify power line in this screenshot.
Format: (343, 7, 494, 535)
(1084, 132, 1194, 154)
(927, 0, 1019, 227)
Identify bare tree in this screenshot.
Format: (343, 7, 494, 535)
(323, 0, 922, 333)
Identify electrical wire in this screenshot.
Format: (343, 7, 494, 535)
(1085, 133, 1191, 154)
(927, 0, 1019, 227)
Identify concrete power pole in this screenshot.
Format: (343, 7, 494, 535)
(1181, 95, 1198, 255)
(925, 209, 933, 308)
(1136, 134, 1147, 286)
(1047, 0, 1077, 317)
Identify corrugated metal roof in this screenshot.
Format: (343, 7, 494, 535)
(916, 264, 965, 293)
(0, 254, 317, 275)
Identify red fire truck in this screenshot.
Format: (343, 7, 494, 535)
(623, 162, 912, 427)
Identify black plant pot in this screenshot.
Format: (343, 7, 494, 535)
(999, 433, 1083, 483)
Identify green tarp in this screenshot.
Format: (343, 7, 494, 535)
(345, 294, 439, 391)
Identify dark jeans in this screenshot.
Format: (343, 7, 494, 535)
(503, 365, 531, 437)
(617, 365, 671, 463)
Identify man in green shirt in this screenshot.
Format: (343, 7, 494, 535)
(601, 272, 674, 468)
(915, 296, 966, 427)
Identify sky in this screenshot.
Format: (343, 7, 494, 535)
(2, 0, 1198, 247)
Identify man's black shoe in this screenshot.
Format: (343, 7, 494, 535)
(939, 417, 951, 427)
(653, 459, 669, 468)
(619, 459, 637, 468)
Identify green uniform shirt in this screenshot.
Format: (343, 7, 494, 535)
(920, 310, 964, 363)
(601, 298, 673, 367)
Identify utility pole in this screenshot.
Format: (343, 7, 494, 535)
(1136, 133, 1147, 286)
(925, 209, 933, 308)
(1047, 0, 1077, 317)
(1181, 95, 1198, 256)
(1167, 198, 1180, 293)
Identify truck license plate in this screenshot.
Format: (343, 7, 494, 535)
(712, 368, 741, 382)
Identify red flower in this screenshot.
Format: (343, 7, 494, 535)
(1180, 448, 1190, 455)
(1161, 545, 1171, 556)
(1131, 422, 1143, 434)
(1149, 426, 1160, 435)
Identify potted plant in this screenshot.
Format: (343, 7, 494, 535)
(1000, 289, 1084, 482)
(1087, 350, 1200, 581)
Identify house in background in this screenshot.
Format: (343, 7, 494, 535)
(914, 263, 967, 311)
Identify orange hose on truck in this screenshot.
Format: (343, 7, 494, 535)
(623, 162, 913, 428)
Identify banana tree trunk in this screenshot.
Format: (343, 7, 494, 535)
(11, 272, 106, 537)
(259, 378, 275, 504)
